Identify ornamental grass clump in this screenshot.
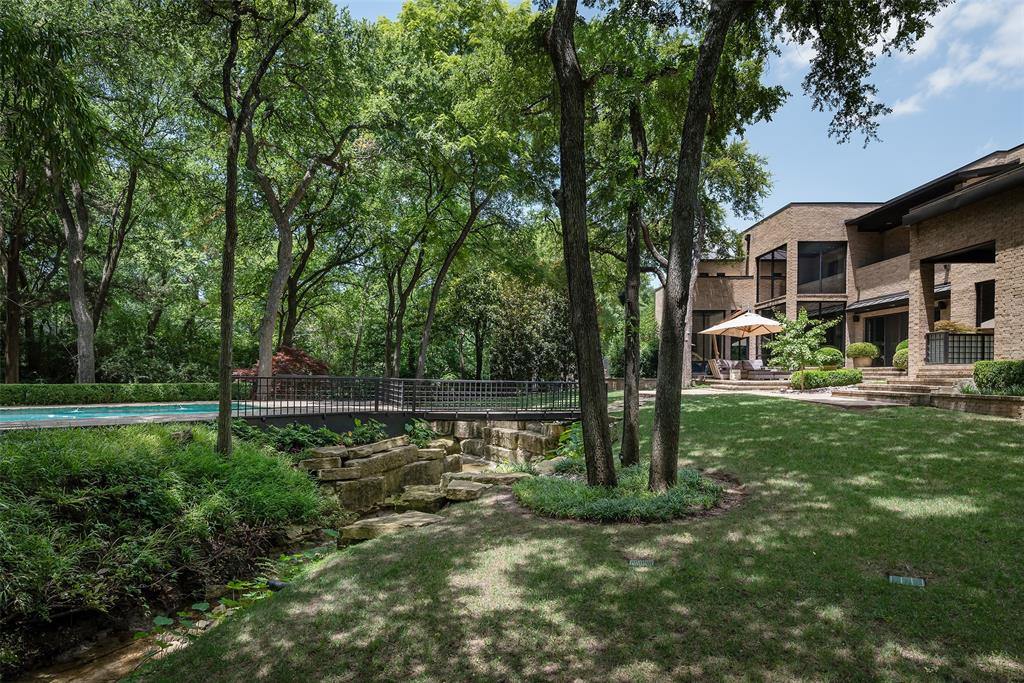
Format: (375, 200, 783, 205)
(512, 465, 722, 523)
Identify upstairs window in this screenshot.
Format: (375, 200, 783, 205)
(797, 241, 846, 294)
(756, 246, 787, 301)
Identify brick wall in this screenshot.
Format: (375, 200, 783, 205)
(907, 190, 1023, 374)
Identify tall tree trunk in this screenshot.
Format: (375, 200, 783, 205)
(350, 306, 364, 376)
(282, 229, 315, 347)
(620, 103, 647, 467)
(547, 0, 617, 487)
(679, 219, 706, 389)
(217, 120, 241, 454)
(474, 322, 484, 380)
(3, 167, 27, 384)
(47, 167, 96, 383)
(93, 166, 138, 331)
(415, 206, 481, 379)
(650, 0, 742, 491)
(255, 231, 292, 378)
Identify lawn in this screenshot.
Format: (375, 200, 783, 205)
(133, 396, 1024, 682)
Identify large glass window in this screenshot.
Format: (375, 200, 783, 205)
(755, 305, 784, 360)
(797, 241, 846, 294)
(798, 301, 846, 351)
(692, 310, 725, 373)
(756, 246, 787, 301)
(976, 280, 995, 326)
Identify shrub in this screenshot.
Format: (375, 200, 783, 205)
(0, 383, 220, 406)
(815, 347, 844, 368)
(404, 419, 437, 448)
(231, 420, 341, 456)
(789, 369, 863, 390)
(934, 320, 976, 333)
(895, 339, 909, 352)
(974, 360, 1024, 394)
(845, 342, 879, 359)
(0, 424, 326, 673)
(343, 418, 387, 446)
(892, 348, 909, 370)
(512, 465, 722, 523)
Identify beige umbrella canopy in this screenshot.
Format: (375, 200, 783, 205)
(699, 310, 783, 338)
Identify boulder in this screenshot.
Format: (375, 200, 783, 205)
(460, 438, 485, 456)
(344, 444, 419, 477)
(444, 471, 532, 487)
(394, 485, 447, 513)
(332, 477, 385, 512)
(428, 437, 460, 455)
(453, 421, 482, 439)
(533, 456, 570, 475)
(340, 511, 443, 542)
(308, 445, 349, 460)
(399, 459, 444, 488)
(444, 479, 491, 502)
(318, 467, 362, 482)
(415, 447, 446, 461)
(299, 456, 341, 471)
(346, 435, 411, 459)
(443, 454, 462, 474)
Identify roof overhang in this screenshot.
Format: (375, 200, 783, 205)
(846, 161, 1021, 232)
(846, 283, 951, 313)
(904, 166, 1024, 226)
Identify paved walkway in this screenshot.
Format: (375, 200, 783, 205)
(684, 386, 905, 410)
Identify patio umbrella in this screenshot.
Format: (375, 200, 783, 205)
(699, 310, 783, 339)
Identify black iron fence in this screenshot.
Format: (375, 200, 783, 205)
(925, 331, 994, 364)
(231, 375, 581, 420)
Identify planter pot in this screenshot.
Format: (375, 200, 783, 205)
(851, 356, 872, 368)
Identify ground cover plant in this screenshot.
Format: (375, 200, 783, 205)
(132, 395, 1024, 681)
(0, 383, 218, 406)
(0, 424, 327, 675)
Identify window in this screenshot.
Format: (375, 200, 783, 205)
(756, 246, 787, 301)
(730, 337, 749, 361)
(976, 280, 995, 326)
(797, 242, 846, 294)
(798, 301, 846, 351)
(692, 311, 725, 374)
(755, 304, 784, 359)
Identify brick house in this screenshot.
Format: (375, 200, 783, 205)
(654, 143, 1024, 377)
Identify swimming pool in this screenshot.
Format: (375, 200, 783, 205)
(0, 402, 237, 424)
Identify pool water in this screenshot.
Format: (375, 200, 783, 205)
(0, 402, 239, 423)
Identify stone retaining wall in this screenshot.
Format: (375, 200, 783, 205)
(929, 393, 1024, 419)
(430, 419, 568, 464)
(298, 435, 462, 513)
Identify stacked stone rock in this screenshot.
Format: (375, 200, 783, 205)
(299, 435, 462, 512)
(435, 420, 567, 464)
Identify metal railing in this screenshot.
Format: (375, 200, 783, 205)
(231, 375, 581, 420)
(925, 331, 993, 364)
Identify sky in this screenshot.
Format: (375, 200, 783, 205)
(339, 0, 1024, 231)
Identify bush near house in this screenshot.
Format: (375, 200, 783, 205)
(896, 339, 909, 351)
(0, 383, 220, 406)
(789, 369, 862, 390)
(845, 342, 879, 360)
(934, 320, 977, 333)
(815, 347, 844, 368)
(892, 348, 909, 370)
(0, 424, 327, 675)
(974, 360, 1024, 394)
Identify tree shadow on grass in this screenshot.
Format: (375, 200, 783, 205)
(132, 395, 1024, 682)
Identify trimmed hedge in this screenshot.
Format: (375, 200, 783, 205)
(845, 342, 879, 359)
(816, 347, 845, 368)
(790, 369, 863, 390)
(974, 360, 1024, 393)
(892, 348, 909, 370)
(895, 339, 909, 352)
(0, 383, 219, 407)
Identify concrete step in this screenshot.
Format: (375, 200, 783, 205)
(849, 382, 934, 394)
(831, 388, 926, 405)
(885, 379, 959, 389)
(916, 365, 975, 378)
(861, 367, 907, 377)
(702, 379, 790, 390)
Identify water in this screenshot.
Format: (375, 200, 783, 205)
(0, 402, 239, 423)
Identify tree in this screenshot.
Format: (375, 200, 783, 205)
(762, 309, 839, 389)
(189, 0, 313, 455)
(546, 0, 617, 487)
(648, 0, 949, 491)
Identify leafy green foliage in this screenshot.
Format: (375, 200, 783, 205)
(845, 342, 880, 359)
(404, 419, 437, 448)
(513, 465, 722, 523)
(974, 360, 1024, 394)
(892, 348, 909, 370)
(0, 423, 326, 670)
(344, 418, 387, 446)
(0, 383, 218, 406)
(815, 347, 844, 368)
(895, 339, 909, 352)
(934, 320, 976, 333)
(764, 310, 840, 388)
(789, 369, 862, 390)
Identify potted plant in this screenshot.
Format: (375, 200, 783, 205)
(816, 346, 844, 370)
(846, 342, 880, 368)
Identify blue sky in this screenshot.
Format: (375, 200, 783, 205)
(340, 0, 1023, 230)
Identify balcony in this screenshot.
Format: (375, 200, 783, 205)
(925, 331, 993, 364)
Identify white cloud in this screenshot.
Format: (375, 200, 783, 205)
(891, 0, 1024, 116)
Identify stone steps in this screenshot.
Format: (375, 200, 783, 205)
(830, 388, 926, 405)
(702, 379, 790, 390)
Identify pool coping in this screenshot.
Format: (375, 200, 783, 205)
(0, 400, 222, 412)
(0, 401, 225, 431)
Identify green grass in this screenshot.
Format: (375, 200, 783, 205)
(133, 396, 1024, 682)
(513, 464, 722, 522)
